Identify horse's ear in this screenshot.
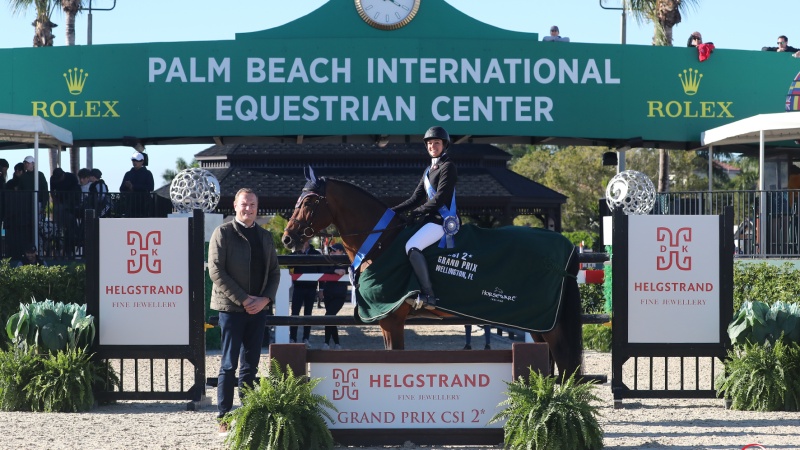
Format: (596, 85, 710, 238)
(305, 166, 318, 185)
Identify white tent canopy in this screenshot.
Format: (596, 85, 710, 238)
(701, 111, 800, 147)
(0, 113, 73, 148)
(700, 111, 800, 256)
(0, 113, 73, 255)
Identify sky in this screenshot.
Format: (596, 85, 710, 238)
(1, 0, 797, 189)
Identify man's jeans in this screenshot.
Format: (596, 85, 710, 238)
(217, 310, 268, 418)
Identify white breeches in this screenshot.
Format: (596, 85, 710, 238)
(405, 222, 444, 254)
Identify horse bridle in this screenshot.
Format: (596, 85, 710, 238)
(287, 188, 405, 240)
(287, 191, 330, 239)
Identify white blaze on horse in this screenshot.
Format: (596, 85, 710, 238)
(282, 169, 584, 378)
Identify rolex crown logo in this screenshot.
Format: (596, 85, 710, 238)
(63, 67, 89, 95)
(678, 68, 702, 96)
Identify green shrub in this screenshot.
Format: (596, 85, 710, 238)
(583, 323, 612, 352)
(6, 299, 95, 354)
(579, 283, 605, 314)
(0, 345, 42, 411)
(0, 260, 86, 346)
(25, 347, 99, 412)
(489, 370, 603, 450)
(733, 262, 800, 313)
(562, 231, 598, 250)
(224, 358, 337, 450)
(716, 340, 800, 411)
(728, 300, 800, 346)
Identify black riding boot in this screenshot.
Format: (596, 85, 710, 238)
(408, 248, 437, 309)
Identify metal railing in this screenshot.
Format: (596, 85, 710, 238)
(652, 189, 800, 257)
(0, 190, 171, 261)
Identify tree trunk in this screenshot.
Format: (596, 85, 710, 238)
(33, 18, 56, 47)
(658, 148, 670, 193)
(62, 1, 82, 46)
(65, 12, 76, 46)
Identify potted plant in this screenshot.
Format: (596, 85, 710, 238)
(223, 358, 337, 450)
(489, 370, 603, 450)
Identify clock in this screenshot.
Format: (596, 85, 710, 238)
(355, 0, 421, 30)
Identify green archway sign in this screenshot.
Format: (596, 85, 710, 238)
(0, 0, 797, 149)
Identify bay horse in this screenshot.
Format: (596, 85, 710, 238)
(281, 173, 584, 377)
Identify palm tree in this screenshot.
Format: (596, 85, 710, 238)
(9, 0, 62, 177)
(162, 157, 200, 186)
(9, 0, 60, 47)
(615, 0, 700, 192)
(60, 0, 81, 46)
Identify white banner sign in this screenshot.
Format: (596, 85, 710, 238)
(99, 218, 189, 345)
(312, 362, 511, 429)
(628, 215, 720, 343)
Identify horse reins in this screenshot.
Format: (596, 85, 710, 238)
(288, 190, 406, 240)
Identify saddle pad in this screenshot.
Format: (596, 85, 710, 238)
(356, 224, 576, 332)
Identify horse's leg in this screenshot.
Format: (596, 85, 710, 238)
(529, 251, 584, 379)
(547, 251, 585, 378)
(378, 302, 412, 350)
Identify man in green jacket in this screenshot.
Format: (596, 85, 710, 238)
(208, 187, 280, 434)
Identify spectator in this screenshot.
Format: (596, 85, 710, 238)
(89, 168, 113, 218)
(4, 163, 25, 259)
(686, 32, 715, 62)
(76, 168, 92, 215)
(463, 325, 492, 350)
(320, 243, 348, 350)
(5, 162, 23, 190)
(74, 168, 94, 254)
(0, 158, 7, 187)
(762, 35, 799, 53)
(289, 239, 322, 347)
(208, 187, 280, 435)
(78, 168, 92, 193)
(16, 245, 48, 267)
(19, 155, 49, 209)
(119, 151, 154, 217)
(687, 31, 703, 47)
(49, 167, 81, 256)
(18, 156, 48, 255)
(542, 25, 569, 42)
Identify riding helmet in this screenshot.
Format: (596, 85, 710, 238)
(423, 126, 450, 150)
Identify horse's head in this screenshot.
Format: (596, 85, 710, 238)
(282, 173, 334, 252)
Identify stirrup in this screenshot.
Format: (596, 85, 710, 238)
(413, 293, 437, 310)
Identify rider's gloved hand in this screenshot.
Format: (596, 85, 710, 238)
(410, 208, 427, 223)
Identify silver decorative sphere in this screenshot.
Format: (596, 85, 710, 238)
(169, 168, 221, 213)
(605, 170, 656, 215)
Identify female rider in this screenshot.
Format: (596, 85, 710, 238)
(391, 126, 458, 309)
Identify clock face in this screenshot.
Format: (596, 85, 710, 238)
(355, 0, 421, 30)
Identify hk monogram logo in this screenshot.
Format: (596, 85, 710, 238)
(332, 368, 358, 401)
(127, 231, 162, 274)
(63, 67, 88, 95)
(656, 227, 692, 270)
(678, 68, 702, 96)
